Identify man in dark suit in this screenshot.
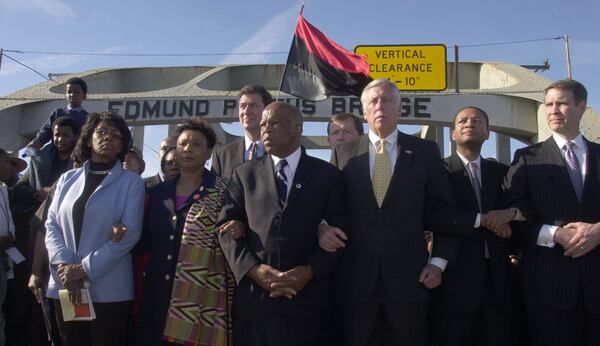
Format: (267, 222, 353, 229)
(329, 78, 474, 346)
(504, 79, 600, 345)
(212, 85, 273, 180)
(429, 106, 519, 346)
(217, 102, 347, 346)
(144, 136, 176, 188)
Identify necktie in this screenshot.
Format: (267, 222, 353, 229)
(248, 142, 258, 160)
(372, 139, 392, 207)
(468, 161, 489, 258)
(276, 159, 288, 206)
(564, 141, 584, 202)
(468, 162, 483, 212)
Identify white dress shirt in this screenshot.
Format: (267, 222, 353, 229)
(537, 132, 587, 247)
(244, 136, 265, 161)
(367, 130, 398, 178)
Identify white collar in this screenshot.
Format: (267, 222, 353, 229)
(368, 130, 398, 147)
(271, 146, 302, 171)
(456, 151, 482, 168)
(244, 135, 261, 151)
(552, 132, 585, 151)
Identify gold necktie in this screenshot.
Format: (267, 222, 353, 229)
(372, 139, 392, 207)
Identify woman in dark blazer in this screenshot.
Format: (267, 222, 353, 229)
(135, 119, 235, 346)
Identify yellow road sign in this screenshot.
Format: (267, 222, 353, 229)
(355, 44, 447, 91)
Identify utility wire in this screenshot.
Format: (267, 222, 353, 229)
(1, 52, 60, 83)
(3, 49, 289, 57)
(455, 36, 563, 48)
(3, 36, 563, 57)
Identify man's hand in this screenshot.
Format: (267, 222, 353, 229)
(218, 220, 246, 240)
(28, 274, 42, 303)
(269, 265, 315, 299)
(111, 222, 127, 242)
(247, 264, 296, 298)
(419, 264, 442, 289)
(318, 224, 347, 252)
(481, 209, 515, 231)
(562, 222, 600, 258)
(490, 223, 512, 238)
(553, 226, 578, 249)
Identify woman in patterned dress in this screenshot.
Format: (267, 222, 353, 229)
(135, 119, 236, 346)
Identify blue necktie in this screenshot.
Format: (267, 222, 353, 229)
(564, 141, 584, 202)
(276, 160, 288, 206)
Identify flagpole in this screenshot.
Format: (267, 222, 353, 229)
(276, 3, 304, 102)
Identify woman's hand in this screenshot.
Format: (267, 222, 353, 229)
(57, 264, 87, 287)
(64, 279, 84, 305)
(111, 222, 128, 242)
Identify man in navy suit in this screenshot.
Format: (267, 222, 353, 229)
(212, 85, 273, 180)
(217, 102, 346, 346)
(329, 78, 474, 346)
(429, 106, 519, 346)
(504, 79, 600, 345)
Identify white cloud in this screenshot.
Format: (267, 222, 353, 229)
(0, 46, 130, 77)
(0, 0, 76, 19)
(220, 5, 299, 65)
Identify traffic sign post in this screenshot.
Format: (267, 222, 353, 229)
(355, 44, 447, 91)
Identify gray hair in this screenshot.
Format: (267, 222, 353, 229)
(360, 78, 401, 106)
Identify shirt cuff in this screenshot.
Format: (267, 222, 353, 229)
(429, 257, 448, 272)
(537, 225, 558, 247)
(474, 213, 481, 228)
(512, 207, 526, 221)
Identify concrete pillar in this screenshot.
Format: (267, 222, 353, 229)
(131, 126, 145, 151)
(496, 133, 511, 164)
(167, 124, 178, 137)
(420, 125, 445, 157)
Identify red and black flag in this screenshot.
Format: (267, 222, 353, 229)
(279, 8, 371, 101)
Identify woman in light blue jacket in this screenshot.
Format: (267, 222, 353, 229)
(45, 111, 144, 346)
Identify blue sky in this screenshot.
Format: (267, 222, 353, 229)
(1, 0, 598, 175)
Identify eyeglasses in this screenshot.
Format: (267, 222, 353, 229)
(94, 129, 123, 140)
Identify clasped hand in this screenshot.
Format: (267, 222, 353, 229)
(57, 264, 87, 304)
(248, 264, 314, 299)
(554, 222, 600, 258)
(481, 209, 514, 238)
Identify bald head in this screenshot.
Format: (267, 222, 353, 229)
(260, 102, 303, 157)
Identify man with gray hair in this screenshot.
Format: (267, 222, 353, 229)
(329, 78, 473, 345)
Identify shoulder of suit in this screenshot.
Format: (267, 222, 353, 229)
(215, 138, 244, 154)
(302, 154, 339, 172)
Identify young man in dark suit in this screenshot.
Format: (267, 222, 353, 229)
(212, 85, 273, 180)
(217, 102, 347, 346)
(328, 78, 474, 346)
(504, 79, 600, 345)
(429, 106, 519, 346)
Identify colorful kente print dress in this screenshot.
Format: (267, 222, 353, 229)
(162, 177, 234, 345)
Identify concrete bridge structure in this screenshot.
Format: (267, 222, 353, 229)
(1, 62, 598, 164)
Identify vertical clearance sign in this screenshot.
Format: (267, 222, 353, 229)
(355, 44, 447, 91)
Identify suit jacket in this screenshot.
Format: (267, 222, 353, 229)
(45, 161, 145, 302)
(212, 138, 245, 181)
(430, 152, 514, 314)
(331, 133, 474, 304)
(504, 136, 600, 312)
(144, 173, 162, 189)
(217, 150, 347, 321)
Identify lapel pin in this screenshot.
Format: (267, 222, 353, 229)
(296, 183, 302, 189)
(405, 150, 413, 155)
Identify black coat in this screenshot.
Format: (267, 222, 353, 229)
(331, 133, 475, 304)
(212, 139, 245, 181)
(503, 136, 600, 312)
